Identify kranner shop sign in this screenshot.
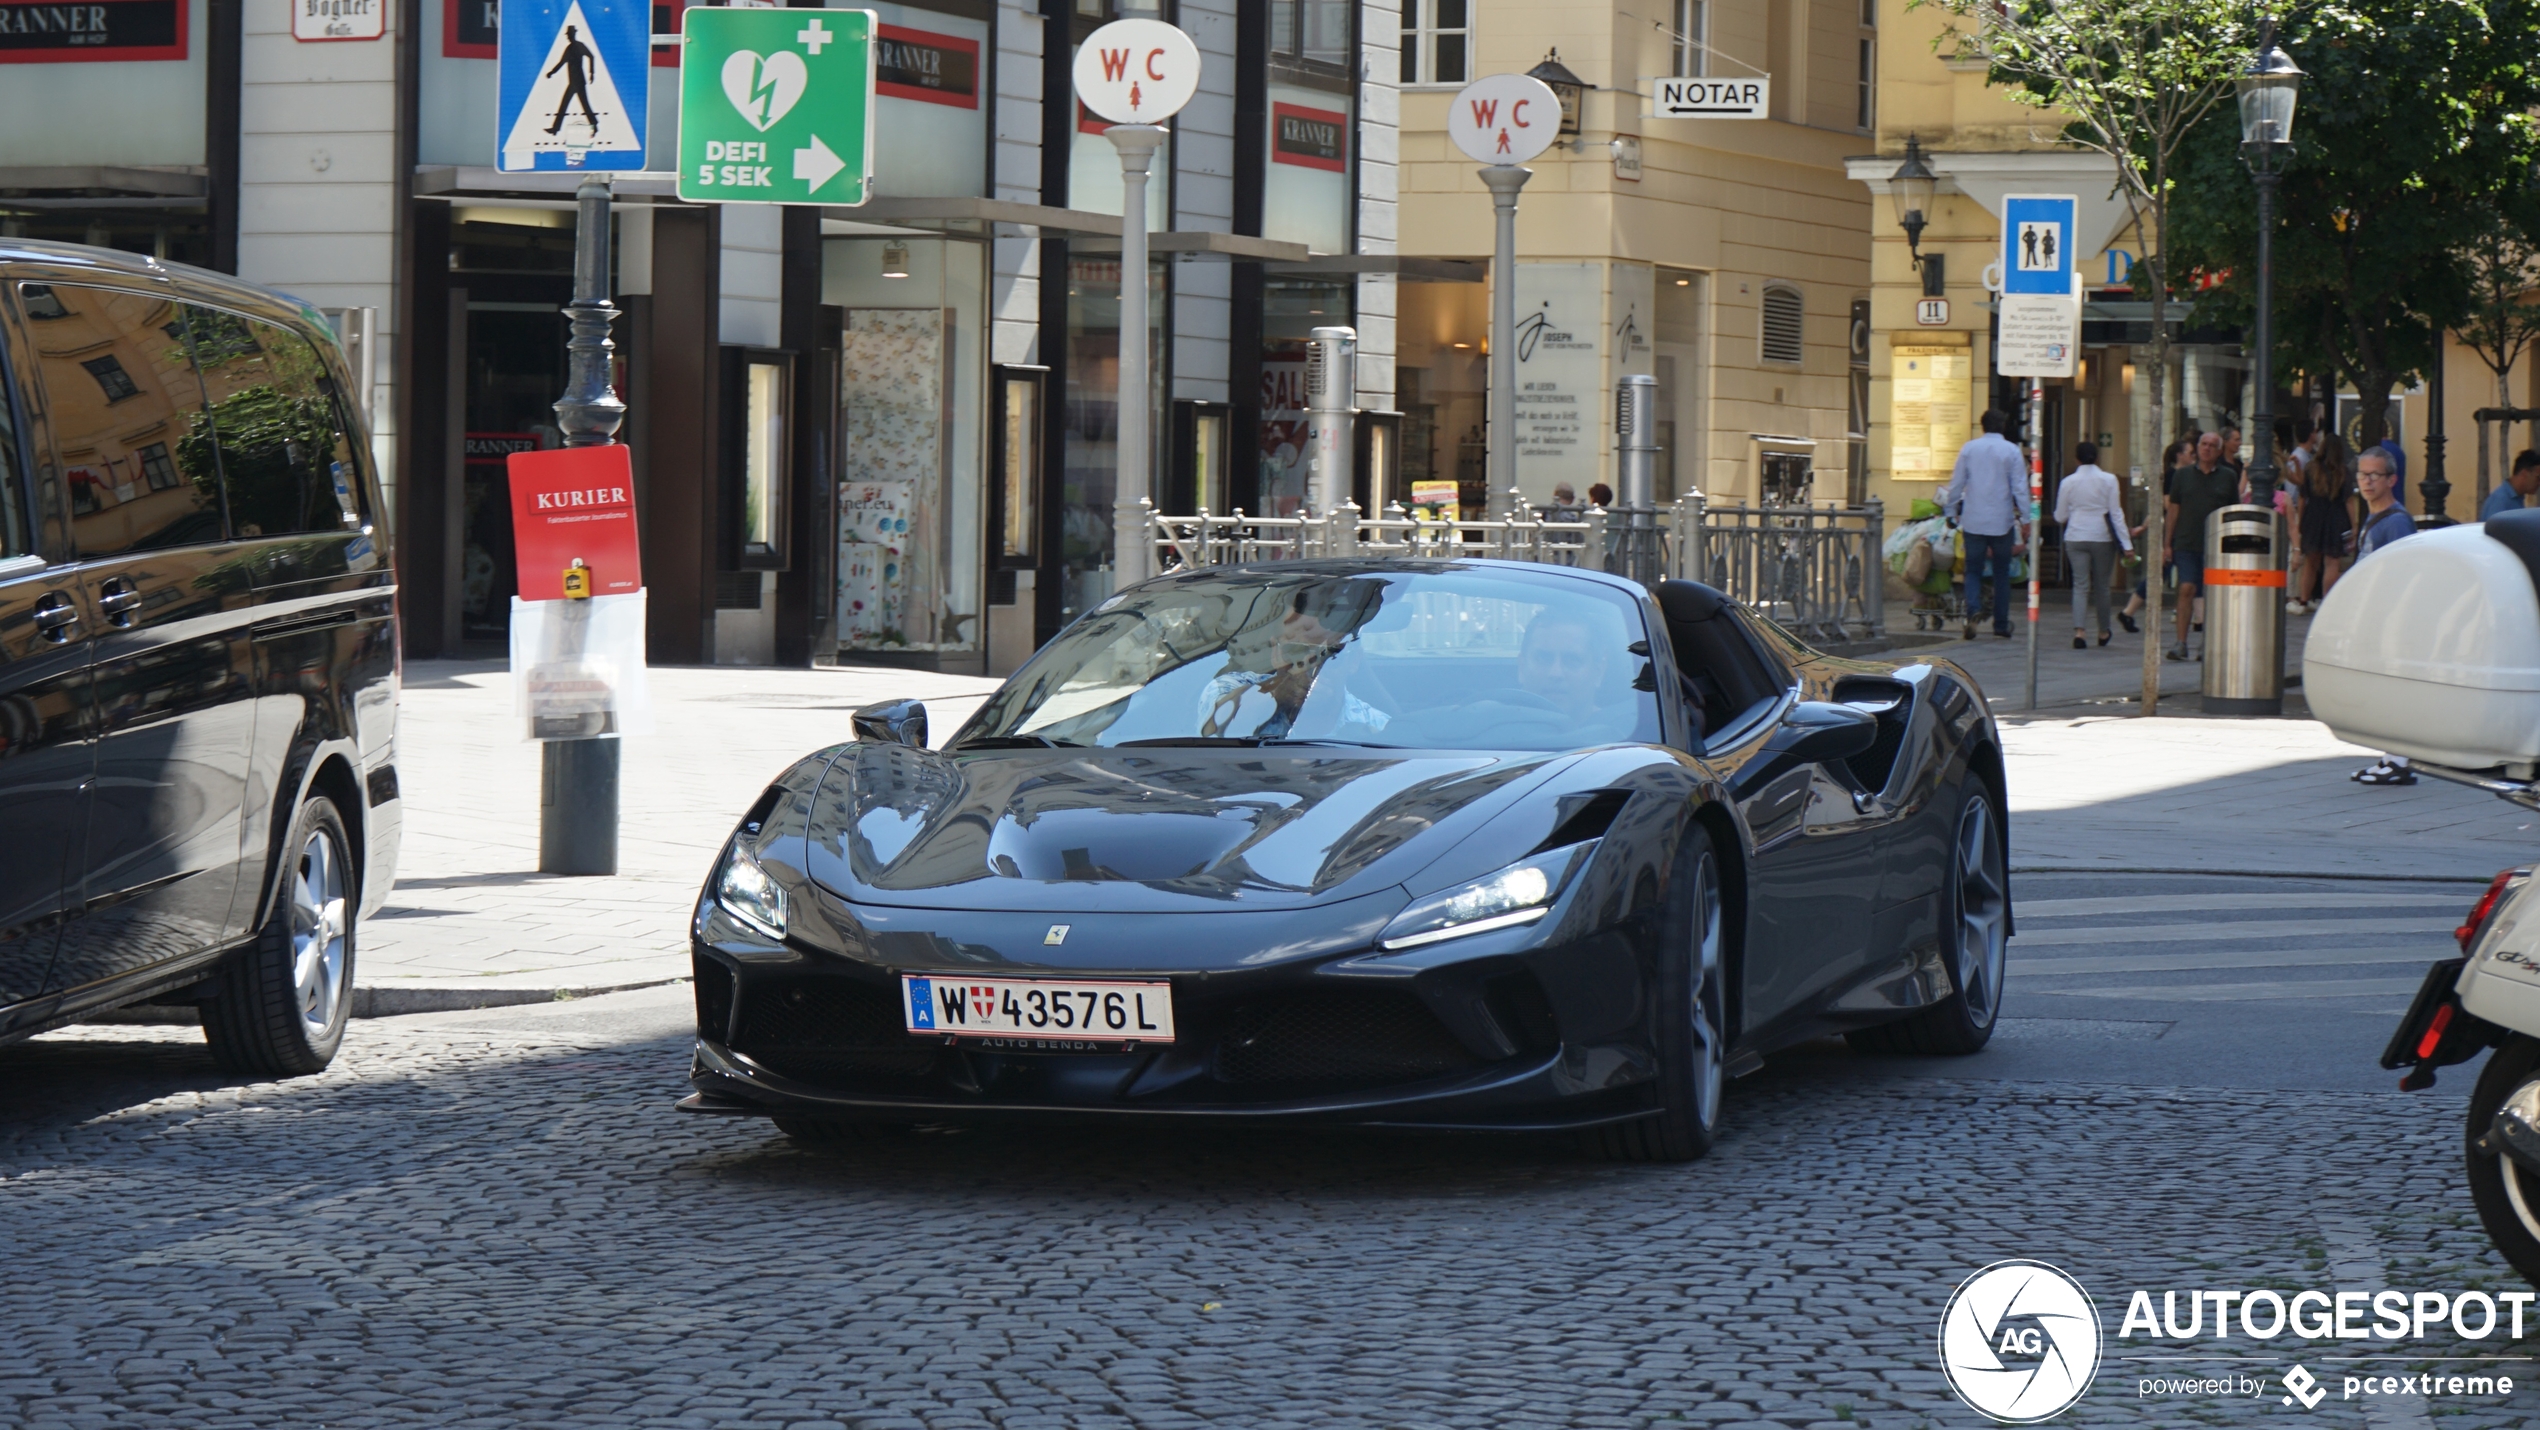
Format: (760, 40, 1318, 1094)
(876, 24, 978, 109)
(0, 0, 184, 60)
(1272, 101, 1346, 171)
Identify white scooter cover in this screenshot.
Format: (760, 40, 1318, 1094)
(2305, 509, 2540, 772)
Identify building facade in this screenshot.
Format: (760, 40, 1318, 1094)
(1394, 0, 1875, 512)
(0, 0, 1398, 674)
(1850, 6, 2540, 520)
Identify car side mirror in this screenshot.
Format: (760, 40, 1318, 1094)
(851, 698, 929, 748)
(1775, 701, 1878, 765)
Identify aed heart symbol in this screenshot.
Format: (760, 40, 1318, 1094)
(720, 49, 808, 132)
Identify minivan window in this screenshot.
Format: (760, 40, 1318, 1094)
(186, 308, 362, 539)
(21, 283, 226, 557)
(0, 305, 28, 559)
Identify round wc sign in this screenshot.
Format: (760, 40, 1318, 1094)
(1448, 73, 1561, 165)
(1073, 19, 1200, 125)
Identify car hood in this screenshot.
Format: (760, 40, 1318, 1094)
(801, 743, 1575, 912)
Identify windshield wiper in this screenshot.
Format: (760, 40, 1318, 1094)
(951, 734, 1073, 750)
(1112, 736, 1392, 749)
(1115, 736, 1271, 747)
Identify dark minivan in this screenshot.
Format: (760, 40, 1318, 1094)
(0, 241, 399, 1074)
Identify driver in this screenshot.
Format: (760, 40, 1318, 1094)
(1516, 611, 1630, 735)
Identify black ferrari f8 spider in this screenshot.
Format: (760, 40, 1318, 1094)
(683, 558, 2009, 1160)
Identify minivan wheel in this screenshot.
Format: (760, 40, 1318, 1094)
(204, 795, 355, 1076)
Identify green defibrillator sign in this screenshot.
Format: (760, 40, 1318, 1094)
(677, 7, 875, 206)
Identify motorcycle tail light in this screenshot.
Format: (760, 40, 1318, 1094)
(2417, 1003, 2456, 1061)
(2459, 869, 2520, 953)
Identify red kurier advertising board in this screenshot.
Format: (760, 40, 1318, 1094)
(507, 446, 642, 601)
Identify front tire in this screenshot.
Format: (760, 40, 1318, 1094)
(204, 794, 356, 1076)
(2466, 1035, 2540, 1287)
(1587, 825, 1728, 1163)
(1847, 779, 2008, 1056)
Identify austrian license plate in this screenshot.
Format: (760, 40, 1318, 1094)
(901, 974, 1176, 1047)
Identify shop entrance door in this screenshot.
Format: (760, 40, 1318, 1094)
(460, 303, 570, 646)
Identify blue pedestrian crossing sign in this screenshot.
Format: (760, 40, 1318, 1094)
(2001, 194, 2078, 296)
(497, 0, 649, 172)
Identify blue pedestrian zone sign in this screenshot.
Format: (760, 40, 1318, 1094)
(497, 0, 649, 172)
(2001, 194, 2078, 296)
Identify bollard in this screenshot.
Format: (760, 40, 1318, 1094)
(1615, 374, 1660, 585)
(1305, 326, 1358, 517)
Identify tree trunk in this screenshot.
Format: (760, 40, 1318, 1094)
(2141, 193, 2171, 714)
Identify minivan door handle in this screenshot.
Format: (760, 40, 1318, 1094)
(31, 592, 79, 641)
(96, 578, 142, 626)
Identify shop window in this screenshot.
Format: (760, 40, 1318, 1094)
(725, 349, 792, 571)
(23, 283, 225, 557)
(1760, 285, 1805, 366)
(1672, 0, 1705, 77)
(1401, 0, 1469, 86)
(1396, 279, 1490, 519)
(1848, 299, 1872, 504)
(190, 308, 365, 540)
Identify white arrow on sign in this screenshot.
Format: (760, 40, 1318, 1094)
(793, 134, 847, 192)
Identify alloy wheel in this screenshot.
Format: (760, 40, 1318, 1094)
(292, 826, 350, 1032)
(1954, 796, 2009, 1029)
(1689, 846, 1725, 1130)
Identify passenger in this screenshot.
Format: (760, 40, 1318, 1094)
(1198, 584, 1386, 738)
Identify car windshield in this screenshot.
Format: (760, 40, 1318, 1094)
(964, 567, 1663, 751)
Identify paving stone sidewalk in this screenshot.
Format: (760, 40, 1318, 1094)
(340, 637, 2535, 1014)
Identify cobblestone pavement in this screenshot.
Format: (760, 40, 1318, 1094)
(7, 981, 2536, 1430)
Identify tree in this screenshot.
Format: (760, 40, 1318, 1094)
(1914, 0, 2252, 711)
(2169, 0, 2540, 470)
(2452, 209, 2540, 500)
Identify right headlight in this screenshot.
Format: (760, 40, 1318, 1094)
(715, 844, 788, 941)
(1378, 842, 1595, 950)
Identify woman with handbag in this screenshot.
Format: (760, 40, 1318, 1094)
(2052, 442, 2132, 647)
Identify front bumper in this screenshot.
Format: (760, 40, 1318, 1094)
(683, 904, 1666, 1131)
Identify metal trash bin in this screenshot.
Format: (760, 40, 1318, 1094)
(2201, 503, 2287, 715)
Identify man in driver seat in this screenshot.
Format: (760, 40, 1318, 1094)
(1515, 611, 1636, 742)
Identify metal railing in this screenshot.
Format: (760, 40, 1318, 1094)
(1145, 492, 1885, 647)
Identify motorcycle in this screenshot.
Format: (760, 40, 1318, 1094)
(2380, 770, 2540, 1285)
(2305, 510, 2540, 1286)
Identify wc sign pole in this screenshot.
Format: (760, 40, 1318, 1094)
(1447, 73, 1561, 518)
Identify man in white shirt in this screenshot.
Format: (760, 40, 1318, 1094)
(2051, 442, 2131, 648)
(1942, 410, 2031, 639)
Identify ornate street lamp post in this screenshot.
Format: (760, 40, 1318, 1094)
(1888, 136, 1943, 297)
(2237, 35, 2301, 505)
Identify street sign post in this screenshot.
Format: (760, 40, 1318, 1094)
(677, 7, 877, 206)
(496, 0, 649, 172)
(1449, 73, 1559, 518)
(1073, 18, 1198, 591)
(1995, 194, 2080, 711)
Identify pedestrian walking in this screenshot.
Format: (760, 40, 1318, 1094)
(2349, 447, 2419, 787)
(2164, 432, 2239, 661)
(2481, 450, 2540, 522)
(2119, 437, 2190, 634)
(1942, 410, 2029, 640)
(2291, 433, 2354, 614)
(2053, 442, 2129, 648)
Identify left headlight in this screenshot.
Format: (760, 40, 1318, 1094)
(715, 844, 788, 940)
(1378, 842, 1594, 951)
